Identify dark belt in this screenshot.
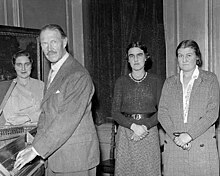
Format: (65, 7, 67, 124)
(123, 112, 155, 120)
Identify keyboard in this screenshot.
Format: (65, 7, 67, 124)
(0, 125, 36, 141)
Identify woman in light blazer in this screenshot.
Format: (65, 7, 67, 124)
(158, 40, 219, 176)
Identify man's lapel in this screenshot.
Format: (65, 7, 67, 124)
(41, 56, 72, 105)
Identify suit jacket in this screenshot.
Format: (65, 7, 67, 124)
(32, 55, 100, 173)
(158, 69, 219, 176)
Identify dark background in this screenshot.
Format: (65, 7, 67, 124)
(0, 26, 41, 82)
(83, 0, 166, 124)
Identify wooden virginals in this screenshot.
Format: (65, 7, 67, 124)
(0, 125, 36, 142)
(0, 128, 45, 176)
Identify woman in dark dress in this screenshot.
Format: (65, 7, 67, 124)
(112, 41, 163, 176)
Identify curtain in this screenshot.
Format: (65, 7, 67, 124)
(84, 0, 166, 124)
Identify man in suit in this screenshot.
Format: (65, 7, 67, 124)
(14, 24, 100, 176)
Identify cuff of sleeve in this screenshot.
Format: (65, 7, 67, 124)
(32, 146, 40, 156)
(144, 122, 152, 129)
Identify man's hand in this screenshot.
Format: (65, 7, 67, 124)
(14, 146, 37, 170)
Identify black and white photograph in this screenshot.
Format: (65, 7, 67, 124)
(0, 0, 219, 176)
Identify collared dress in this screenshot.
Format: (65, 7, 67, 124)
(112, 73, 163, 176)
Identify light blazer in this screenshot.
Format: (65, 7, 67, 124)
(32, 55, 100, 173)
(158, 69, 219, 175)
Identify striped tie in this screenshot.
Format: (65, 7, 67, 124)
(47, 69, 54, 89)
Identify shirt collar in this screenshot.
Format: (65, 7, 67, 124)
(180, 65, 199, 83)
(51, 52, 69, 71)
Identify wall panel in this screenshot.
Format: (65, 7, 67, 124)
(0, 0, 84, 66)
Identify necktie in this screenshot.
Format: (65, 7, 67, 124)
(47, 69, 54, 89)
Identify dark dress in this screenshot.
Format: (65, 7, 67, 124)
(112, 73, 163, 176)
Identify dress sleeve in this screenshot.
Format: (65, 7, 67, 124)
(111, 77, 133, 129)
(138, 112, 159, 130)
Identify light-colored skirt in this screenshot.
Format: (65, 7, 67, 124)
(115, 125, 161, 176)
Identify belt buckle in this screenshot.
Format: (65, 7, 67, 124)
(133, 114, 141, 120)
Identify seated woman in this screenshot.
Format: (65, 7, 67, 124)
(1, 50, 44, 126)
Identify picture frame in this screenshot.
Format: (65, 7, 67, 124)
(0, 25, 48, 82)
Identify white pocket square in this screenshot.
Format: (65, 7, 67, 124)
(55, 90, 60, 94)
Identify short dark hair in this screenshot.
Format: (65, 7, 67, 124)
(176, 40, 203, 67)
(126, 41, 152, 71)
(40, 24, 67, 38)
(12, 50, 33, 65)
